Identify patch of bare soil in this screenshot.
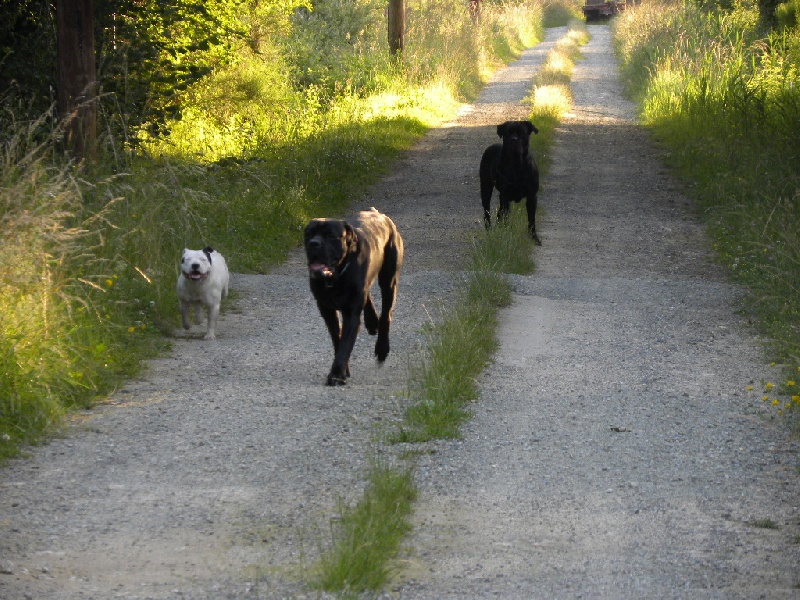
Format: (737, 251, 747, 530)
(1, 26, 798, 600)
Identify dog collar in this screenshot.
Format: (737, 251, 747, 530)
(324, 259, 351, 288)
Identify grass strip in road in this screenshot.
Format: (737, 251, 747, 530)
(311, 463, 417, 594)
(396, 20, 588, 444)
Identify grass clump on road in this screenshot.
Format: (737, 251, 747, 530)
(312, 463, 417, 594)
(306, 18, 587, 597)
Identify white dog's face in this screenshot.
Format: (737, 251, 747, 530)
(181, 249, 213, 281)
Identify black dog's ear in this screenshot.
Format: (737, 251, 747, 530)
(525, 121, 539, 136)
(496, 121, 510, 137)
(343, 223, 359, 254)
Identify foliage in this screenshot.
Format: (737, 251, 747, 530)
(0, 0, 56, 112)
(543, 0, 585, 27)
(314, 462, 417, 592)
(0, 110, 164, 459)
(614, 1, 800, 422)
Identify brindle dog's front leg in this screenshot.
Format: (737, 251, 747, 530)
(317, 304, 348, 385)
(328, 306, 361, 386)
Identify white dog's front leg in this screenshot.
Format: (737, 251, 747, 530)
(204, 304, 220, 340)
(180, 300, 192, 330)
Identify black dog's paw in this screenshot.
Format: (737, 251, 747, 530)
(326, 373, 348, 386)
(375, 338, 390, 363)
(531, 231, 542, 246)
(326, 363, 350, 386)
(364, 308, 379, 336)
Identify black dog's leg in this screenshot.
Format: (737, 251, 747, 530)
(497, 193, 512, 224)
(317, 304, 349, 385)
(363, 294, 379, 335)
(328, 307, 361, 385)
(317, 304, 341, 352)
(525, 193, 542, 245)
(481, 188, 493, 229)
(375, 262, 399, 364)
(479, 148, 497, 229)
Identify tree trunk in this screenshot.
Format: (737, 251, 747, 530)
(56, 0, 96, 162)
(388, 0, 405, 56)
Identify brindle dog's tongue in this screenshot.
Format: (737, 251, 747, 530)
(309, 263, 333, 276)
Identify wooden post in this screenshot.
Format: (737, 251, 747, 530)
(56, 0, 96, 161)
(470, 0, 480, 21)
(388, 0, 405, 56)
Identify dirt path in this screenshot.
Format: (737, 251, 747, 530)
(1, 25, 798, 599)
(394, 26, 800, 598)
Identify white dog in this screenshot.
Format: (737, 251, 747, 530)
(177, 247, 229, 340)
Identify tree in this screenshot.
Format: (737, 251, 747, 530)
(388, 0, 404, 55)
(57, 0, 96, 161)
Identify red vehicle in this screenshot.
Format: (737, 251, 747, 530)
(582, 0, 626, 20)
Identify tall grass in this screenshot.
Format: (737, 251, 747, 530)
(0, 109, 165, 458)
(313, 463, 417, 593)
(614, 1, 800, 419)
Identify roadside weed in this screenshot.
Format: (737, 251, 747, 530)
(313, 463, 416, 593)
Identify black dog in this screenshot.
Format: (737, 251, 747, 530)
(304, 208, 404, 386)
(479, 120, 541, 245)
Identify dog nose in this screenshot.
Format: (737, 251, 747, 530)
(308, 238, 322, 248)
(191, 263, 200, 270)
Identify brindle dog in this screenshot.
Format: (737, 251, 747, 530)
(304, 208, 404, 385)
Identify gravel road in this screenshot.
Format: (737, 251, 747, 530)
(2, 25, 799, 600)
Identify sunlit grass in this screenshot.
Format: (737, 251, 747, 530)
(1, 0, 549, 461)
(313, 463, 416, 593)
(614, 1, 800, 428)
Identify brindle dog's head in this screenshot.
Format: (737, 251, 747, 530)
(497, 120, 538, 162)
(304, 218, 359, 280)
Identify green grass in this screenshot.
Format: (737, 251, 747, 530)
(750, 518, 780, 530)
(309, 18, 588, 598)
(312, 463, 417, 593)
(613, 1, 800, 427)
